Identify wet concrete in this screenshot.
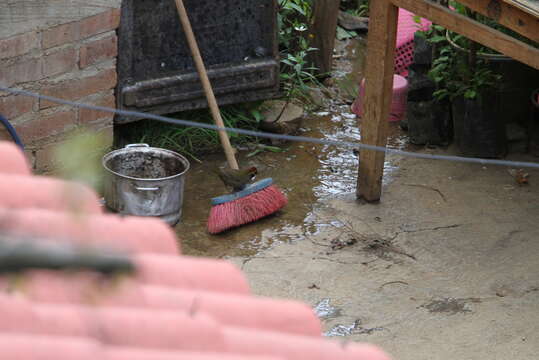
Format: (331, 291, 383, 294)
(175, 37, 539, 359)
(175, 36, 405, 259)
(175, 106, 402, 258)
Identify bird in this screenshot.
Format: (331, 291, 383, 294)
(215, 166, 258, 192)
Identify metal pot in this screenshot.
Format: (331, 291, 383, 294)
(102, 144, 190, 226)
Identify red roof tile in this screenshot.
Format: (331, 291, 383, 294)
(0, 208, 179, 255)
(0, 141, 391, 360)
(0, 142, 31, 175)
(9, 272, 321, 336)
(0, 334, 101, 360)
(0, 174, 102, 213)
(105, 347, 283, 360)
(132, 254, 250, 294)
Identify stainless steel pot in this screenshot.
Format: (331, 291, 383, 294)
(102, 144, 190, 226)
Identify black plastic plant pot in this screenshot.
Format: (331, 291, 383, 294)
(407, 96, 453, 146)
(452, 91, 507, 158)
(447, 31, 539, 127)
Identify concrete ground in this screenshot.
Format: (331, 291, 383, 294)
(175, 36, 539, 360)
(227, 151, 539, 360)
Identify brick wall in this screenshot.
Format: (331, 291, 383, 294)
(0, 7, 120, 172)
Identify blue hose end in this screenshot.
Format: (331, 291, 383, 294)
(0, 114, 24, 150)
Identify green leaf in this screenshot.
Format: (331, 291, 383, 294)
(281, 59, 294, 66)
(428, 35, 447, 43)
(246, 149, 264, 158)
(284, 2, 306, 16)
(433, 89, 449, 100)
(464, 89, 477, 99)
(250, 110, 264, 123)
(336, 26, 356, 40)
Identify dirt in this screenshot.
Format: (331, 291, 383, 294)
(174, 37, 539, 360)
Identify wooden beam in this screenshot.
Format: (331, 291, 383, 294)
(357, 0, 399, 202)
(309, 0, 341, 75)
(504, 0, 539, 17)
(390, 0, 539, 70)
(457, 0, 539, 43)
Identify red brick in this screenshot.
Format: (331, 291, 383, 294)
(79, 35, 118, 68)
(79, 9, 121, 40)
(0, 95, 35, 119)
(42, 22, 80, 49)
(43, 47, 78, 77)
(0, 31, 40, 59)
(0, 58, 43, 87)
(79, 93, 115, 124)
(16, 110, 77, 143)
(40, 68, 117, 109)
(42, 9, 120, 49)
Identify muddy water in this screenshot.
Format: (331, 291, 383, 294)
(175, 38, 408, 258)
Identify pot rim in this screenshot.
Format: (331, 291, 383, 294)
(102, 146, 190, 182)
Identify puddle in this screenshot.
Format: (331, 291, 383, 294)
(314, 298, 342, 319)
(175, 37, 409, 258)
(323, 319, 385, 337)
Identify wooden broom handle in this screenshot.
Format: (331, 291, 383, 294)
(173, 0, 239, 170)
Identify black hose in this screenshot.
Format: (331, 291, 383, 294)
(0, 113, 24, 150)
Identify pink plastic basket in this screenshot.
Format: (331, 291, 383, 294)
(395, 9, 431, 76)
(352, 75, 408, 122)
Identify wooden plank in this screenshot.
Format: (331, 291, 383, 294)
(457, 0, 539, 43)
(391, 0, 539, 70)
(504, 0, 539, 17)
(357, 0, 399, 202)
(309, 0, 341, 75)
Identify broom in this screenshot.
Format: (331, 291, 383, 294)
(173, 0, 287, 234)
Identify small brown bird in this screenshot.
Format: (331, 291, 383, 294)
(216, 166, 258, 192)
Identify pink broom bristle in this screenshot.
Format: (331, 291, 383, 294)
(207, 185, 287, 234)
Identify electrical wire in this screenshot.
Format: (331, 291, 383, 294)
(1, 85, 539, 169)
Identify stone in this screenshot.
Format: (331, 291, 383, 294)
(337, 11, 369, 32)
(259, 100, 304, 145)
(307, 86, 329, 109)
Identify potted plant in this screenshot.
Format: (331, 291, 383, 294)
(421, 2, 539, 158)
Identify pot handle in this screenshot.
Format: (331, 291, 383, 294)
(136, 186, 159, 191)
(126, 143, 150, 148)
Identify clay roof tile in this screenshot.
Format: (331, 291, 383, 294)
(0, 141, 391, 360)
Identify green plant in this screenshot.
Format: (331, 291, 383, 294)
(415, 5, 502, 101)
(417, 1, 538, 102)
(124, 104, 264, 162)
(277, 0, 320, 99)
(343, 0, 369, 17)
(280, 36, 319, 97)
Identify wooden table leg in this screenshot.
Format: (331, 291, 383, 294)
(356, 0, 399, 202)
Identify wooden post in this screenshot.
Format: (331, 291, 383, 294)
(309, 0, 341, 75)
(356, 0, 399, 202)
